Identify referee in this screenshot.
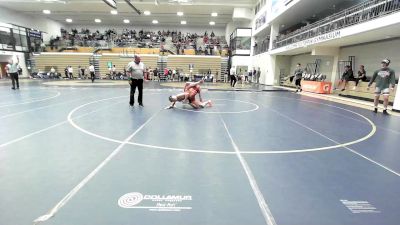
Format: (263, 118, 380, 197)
(127, 55, 145, 107)
(5, 56, 20, 90)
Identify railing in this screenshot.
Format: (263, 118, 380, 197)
(273, 0, 400, 49)
(253, 37, 270, 55)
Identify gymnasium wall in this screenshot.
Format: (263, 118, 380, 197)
(339, 38, 400, 79)
(252, 52, 267, 84)
(252, 52, 295, 85)
(225, 20, 252, 44)
(33, 53, 92, 74)
(0, 51, 28, 77)
(0, 7, 63, 42)
(167, 55, 222, 78)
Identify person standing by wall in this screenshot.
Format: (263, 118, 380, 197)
(256, 68, 261, 84)
(81, 66, 86, 79)
(127, 55, 145, 107)
(252, 68, 256, 83)
(294, 63, 303, 92)
(68, 66, 74, 79)
(78, 66, 82, 79)
(153, 67, 159, 81)
(230, 66, 237, 87)
(5, 56, 20, 90)
(112, 65, 117, 80)
(368, 59, 396, 115)
(89, 63, 95, 83)
(64, 66, 69, 79)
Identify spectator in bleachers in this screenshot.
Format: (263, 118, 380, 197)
(112, 65, 117, 80)
(49, 67, 56, 79)
(172, 69, 177, 81)
(64, 66, 69, 79)
(354, 65, 367, 89)
(78, 66, 82, 79)
(57, 28, 228, 56)
(168, 69, 173, 81)
(68, 66, 74, 79)
(153, 67, 158, 81)
(337, 65, 354, 91)
(163, 68, 169, 81)
(81, 66, 86, 79)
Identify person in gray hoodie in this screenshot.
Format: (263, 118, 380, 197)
(368, 59, 396, 115)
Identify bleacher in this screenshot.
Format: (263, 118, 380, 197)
(338, 81, 397, 103)
(167, 56, 222, 80)
(282, 78, 397, 103)
(33, 52, 226, 81)
(46, 28, 229, 56)
(98, 55, 158, 78)
(33, 54, 92, 78)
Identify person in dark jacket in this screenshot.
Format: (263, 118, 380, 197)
(337, 65, 354, 91)
(354, 65, 367, 89)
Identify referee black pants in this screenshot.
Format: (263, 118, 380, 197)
(90, 72, 95, 83)
(130, 79, 143, 106)
(10, 73, 19, 89)
(230, 75, 237, 87)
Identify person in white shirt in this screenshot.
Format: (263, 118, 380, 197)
(50, 67, 56, 79)
(68, 66, 74, 79)
(229, 66, 237, 87)
(5, 57, 20, 90)
(127, 55, 146, 107)
(89, 63, 95, 83)
(108, 66, 112, 79)
(112, 65, 117, 80)
(172, 69, 177, 81)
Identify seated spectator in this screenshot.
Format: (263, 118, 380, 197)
(354, 65, 367, 89)
(336, 65, 354, 91)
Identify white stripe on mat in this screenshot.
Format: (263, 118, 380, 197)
(33, 110, 161, 224)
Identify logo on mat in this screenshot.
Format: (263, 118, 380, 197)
(118, 192, 144, 207)
(118, 192, 192, 212)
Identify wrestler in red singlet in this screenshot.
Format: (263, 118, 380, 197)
(167, 80, 211, 109)
(187, 84, 200, 103)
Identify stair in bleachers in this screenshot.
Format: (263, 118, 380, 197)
(220, 57, 229, 82)
(90, 54, 101, 78)
(158, 56, 167, 71)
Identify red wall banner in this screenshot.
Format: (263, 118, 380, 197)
(301, 81, 332, 94)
